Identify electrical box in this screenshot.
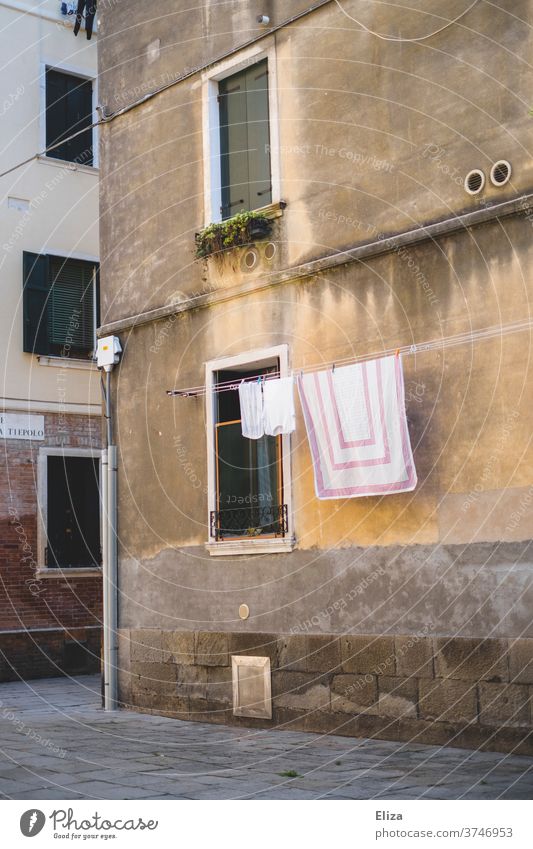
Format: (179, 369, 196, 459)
(97, 336, 122, 369)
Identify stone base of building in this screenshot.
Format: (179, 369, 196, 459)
(0, 626, 102, 682)
(119, 629, 533, 755)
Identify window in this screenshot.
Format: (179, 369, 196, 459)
(213, 364, 284, 539)
(202, 41, 281, 224)
(218, 59, 271, 219)
(45, 68, 93, 165)
(205, 346, 294, 555)
(23, 252, 99, 359)
(38, 451, 101, 570)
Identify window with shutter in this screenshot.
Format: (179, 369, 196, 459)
(45, 68, 93, 165)
(49, 257, 95, 356)
(219, 59, 271, 220)
(23, 252, 98, 358)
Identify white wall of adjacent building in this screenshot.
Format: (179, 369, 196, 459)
(0, 0, 100, 416)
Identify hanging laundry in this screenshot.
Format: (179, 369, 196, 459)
(238, 380, 264, 440)
(297, 355, 417, 499)
(263, 376, 296, 436)
(73, 0, 97, 40)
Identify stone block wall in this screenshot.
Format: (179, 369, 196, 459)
(119, 629, 533, 755)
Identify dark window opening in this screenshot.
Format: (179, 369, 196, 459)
(23, 252, 99, 358)
(218, 59, 271, 219)
(212, 363, 287, 540)
(63, 640, 90, 673)
(46, 456, 101, 568)
(45, 68, 93, 165)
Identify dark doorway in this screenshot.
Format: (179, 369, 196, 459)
(46, 456, 101, 568)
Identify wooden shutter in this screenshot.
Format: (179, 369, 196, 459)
(49, 257, 95, 356)
(22, 252, 50, 355)
(219, 69, 250, 218)
(218, 59, 272, 219)
(245, 60, 272, 208)
(46, 69, 93, 165)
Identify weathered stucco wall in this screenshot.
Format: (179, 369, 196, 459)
(99, 0, 533, 323)
(110, 212, 533, 637)
(98, 1, 533, 641)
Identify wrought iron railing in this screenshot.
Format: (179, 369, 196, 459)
(210, 504, 288, 541)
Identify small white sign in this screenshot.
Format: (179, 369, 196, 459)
(0, 413, 45, 441)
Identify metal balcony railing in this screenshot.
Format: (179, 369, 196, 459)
(210, 504, 288, 541)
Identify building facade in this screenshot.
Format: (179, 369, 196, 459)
(0, 0, 102, 680)
(98, 0, 533, 752)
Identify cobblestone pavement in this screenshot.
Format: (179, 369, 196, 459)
(0, 675, 532, 800)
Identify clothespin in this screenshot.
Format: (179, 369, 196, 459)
(395, 348, 400, 358)
(332, 363, 336, 373)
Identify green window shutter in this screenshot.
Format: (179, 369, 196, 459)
(219, 69, 250, 218)
(95, 265, 100, 328)
(245, 60, 272, 208)
(22, 252, 50, 355)
(49, 257, 95, 357)
(46, 68, 93, 165)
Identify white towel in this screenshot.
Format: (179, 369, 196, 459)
(238, 381, 264, 439)
(297, 355, 417, 498)
(263, 376, 296, 436)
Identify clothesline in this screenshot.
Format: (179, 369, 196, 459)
(166, 317, 533, 398)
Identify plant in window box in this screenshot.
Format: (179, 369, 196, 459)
(195, 211, 272, 258)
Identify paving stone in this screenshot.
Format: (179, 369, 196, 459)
(0, 674, 533, 800)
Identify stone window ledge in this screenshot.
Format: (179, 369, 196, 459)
(257, 200, 286, 220)
(38, 355, 96, 371)
(205, 537, 295, 557)
(37, 155, 99, 175)
(36, 567, 102, 579)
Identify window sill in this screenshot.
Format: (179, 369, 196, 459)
(38, 356, 96, 371)
(205, 537, 295, 557)
(256, 200, 286, 220)
(37, 155, 99, 175)
(36, 567, 102, 579)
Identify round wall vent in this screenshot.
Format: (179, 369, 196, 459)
(243, 248, 258, 270)
(464, 169, 485, 195)
(264, 242, 277, 261)
(490, 160, 511, 186)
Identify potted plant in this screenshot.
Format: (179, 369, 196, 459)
(195, 211, 272, 259)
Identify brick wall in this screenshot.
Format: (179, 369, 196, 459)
(119, 629, 533, 755)
(0, 412, 103, 680)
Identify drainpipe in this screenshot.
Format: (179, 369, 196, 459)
(104, 370, 118, 710)
(97, 336, 122, 711)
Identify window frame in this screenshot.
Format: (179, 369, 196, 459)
(201, 38, 281, 225)
(40, 61, 99, 168)
(205, 344, 294, 556)
(36, 447, 102, 575)
(23, 250, 99, 361)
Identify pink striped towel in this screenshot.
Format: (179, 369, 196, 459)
(297, 355, 417, 499)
